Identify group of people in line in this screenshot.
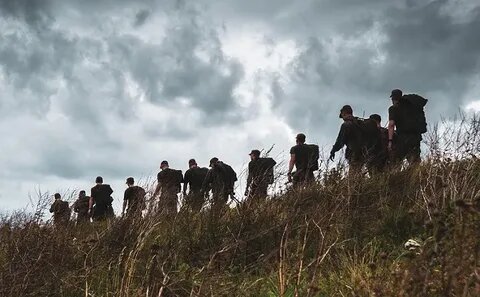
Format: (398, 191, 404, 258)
(49, 89, 428, 225)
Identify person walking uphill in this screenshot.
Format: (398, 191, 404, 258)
(183, 159, 208, 212)
(366, 114, 389, 173)
(330, 105, 379, 175)
(50, 193, 70, 227)
(73, 190, 90, 224)
(245, 150, 276, 201)
(122, 177, 146, 218)
(388, 89, 428, 165)
(288, 133, 319, 187)
(154, 161, 183, 215)
(89, 176, 114, 221)
(202, 158, 237, 210)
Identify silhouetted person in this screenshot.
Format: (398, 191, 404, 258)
(183, 159, 208, 212)
(154, 161, 183, 215)
(388, 89, 428, 165)
(89, 176, 114, 221)
(288, 133, 316, 186)
(366, 114, 389, 174)
(49, 193, 70, 227)
(202, 157, 237, 210)
(122, 177, 146, 218)
(245, 150, 276, 201)
(73, 190, 90, 224)
(330, 105, 367, 175)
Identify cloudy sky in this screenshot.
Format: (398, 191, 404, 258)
(1, 0, 479, 212)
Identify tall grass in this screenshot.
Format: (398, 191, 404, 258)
(1, 115, 480, 296)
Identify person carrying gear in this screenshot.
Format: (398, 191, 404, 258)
(50, 193, 70, 227)
(388, 89, 428, 165)
(366, 114, 390, 174)
(330, 105, 379, 175)
(202, 157, 237, 210)
(288, 133, 318, 187)
(154, 161, 183, 215)
(183, 159, 209, 212)
(245, 150, 277, 201)
(73, 190, 90, 224)
(89, 176, 114, 221)
(122, 177, 146, 218)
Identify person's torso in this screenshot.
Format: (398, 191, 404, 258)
(211, 163, 235, 188)
(158, 168, 182, 190)
(390, 102, 413, 134)
(342, 117, 365, 150)
(52, 200, 69, 215)
(292, 144, 310, 169)
(125, 186, 145, 206)
(186, 167, 208, 192)
(92, 185, 113, 205)
(75, 197, 90, 213)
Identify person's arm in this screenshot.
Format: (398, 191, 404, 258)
(49, 202, 55, 213)
(182, 172, 188, 195)
(331, 125, 347, 156)
(88, 196, 94, 215)
(288, 154, 296, 175)
(388, 120, 395, 151)
(245, 163, 253, 196)
(122, 190, 128, 216)
(153, 173, 161, 197)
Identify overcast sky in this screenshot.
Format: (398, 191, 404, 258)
(1, 0, 479, 212)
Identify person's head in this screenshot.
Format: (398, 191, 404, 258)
(249, 149, 261, 161)
(209, 157, 219, 168)
(54, 193, 61, 200)
(126, 177, 135, 187)
(296, 133, 306, 145)
(390, 89, 403, 104)
(369, 114, 382, 127)
(339, 105, 353, 120)
(160, 160, 169, 170)
(95, 176, 103, 184)
(188, 159, 198, 168)
(79, 190, 86, 198)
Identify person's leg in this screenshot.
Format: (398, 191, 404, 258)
(406, 134, 422, 165)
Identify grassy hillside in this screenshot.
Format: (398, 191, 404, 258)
(1, 118, 480, 296)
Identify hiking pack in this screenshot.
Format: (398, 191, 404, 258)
(256, 157, 277, 184)
(352, 118, 381, 152)
(400, 94, 428, 134)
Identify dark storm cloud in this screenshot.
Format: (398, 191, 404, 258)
(252, 0, 480, 136)
(0, 0, 245, 182)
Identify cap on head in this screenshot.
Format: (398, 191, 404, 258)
(188, 159, 197, 166)
(160, 160, 169, 168)
(339, 105, 353, 118)
(126, 177, 134, 185)
(249, 149, 261, 158)
(390, 89, 403, 99)
(95, 176, 103, 184)
(54, 193, 61, 200)
(369, 114, 381, 123)
(296, 133, 306, 143)
(209, 157, 219, 167)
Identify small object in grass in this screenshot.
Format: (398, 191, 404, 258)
(404, 239, 421, 251)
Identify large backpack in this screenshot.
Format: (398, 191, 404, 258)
(306, 144, 320, 171)
(400, 94, 428, 134)
(257, 157, 277, 184)
(352, 118, 381, 153)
